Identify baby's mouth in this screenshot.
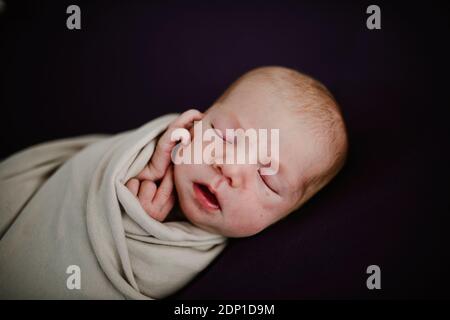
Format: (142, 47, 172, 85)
(193, 183, 220, 212)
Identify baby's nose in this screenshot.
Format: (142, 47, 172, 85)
(213, 162, 246, 189)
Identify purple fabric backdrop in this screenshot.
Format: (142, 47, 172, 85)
(1, 0, 449, 298)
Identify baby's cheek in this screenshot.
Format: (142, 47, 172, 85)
(226, 206, 269, 237)
(233, 220, 267, 237)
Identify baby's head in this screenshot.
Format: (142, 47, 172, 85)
(174, 66, 348, 237)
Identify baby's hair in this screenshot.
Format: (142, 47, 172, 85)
(218, 66, 348, 209)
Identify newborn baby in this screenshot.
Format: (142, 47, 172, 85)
(126, 66, 348, 237)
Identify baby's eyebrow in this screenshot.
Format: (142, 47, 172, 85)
(220, 112, 242, 130)
(212, 113, 243, 140)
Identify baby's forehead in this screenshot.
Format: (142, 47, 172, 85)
(221, 95, 297, 130)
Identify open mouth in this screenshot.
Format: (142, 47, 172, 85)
(193, 183, 220, 211)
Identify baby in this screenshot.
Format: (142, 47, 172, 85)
(126, 66, 348, 237)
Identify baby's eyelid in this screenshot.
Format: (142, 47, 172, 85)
(211, 123, 232, 143)
(258, 168, 278, 194)
(212, 124, 222, 137)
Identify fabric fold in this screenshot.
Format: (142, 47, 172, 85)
(0, 114, 227, 299)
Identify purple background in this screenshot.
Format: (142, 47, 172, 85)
(1, 0, 449, 299)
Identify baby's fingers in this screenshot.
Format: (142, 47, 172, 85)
(138, 180, 157, 209)
(168, 109, 203, 132)
(151, 165, 174, 219)
(126, 178, 140, 196)
(146, 109, 203, 181)
(151, 193, 175, 222)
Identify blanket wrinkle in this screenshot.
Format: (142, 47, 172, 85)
(0, 114, 227, 299)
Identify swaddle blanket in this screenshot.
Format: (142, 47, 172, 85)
(0, 114, 227, 299)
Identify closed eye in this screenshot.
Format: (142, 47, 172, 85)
(211, 123, 230, 143)
(258, 168, 278, 194)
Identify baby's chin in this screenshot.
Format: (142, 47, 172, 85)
(180, 202, 224, 235)
(173, 166, 269, 238)
(178, 197, 265, 237)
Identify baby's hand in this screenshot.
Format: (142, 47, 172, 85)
(126, 165, 175, 222)
(136, 109, 202, 181)
(125, 109, 202, 221)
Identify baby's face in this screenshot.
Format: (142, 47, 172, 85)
(174, 80, 327, 237)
